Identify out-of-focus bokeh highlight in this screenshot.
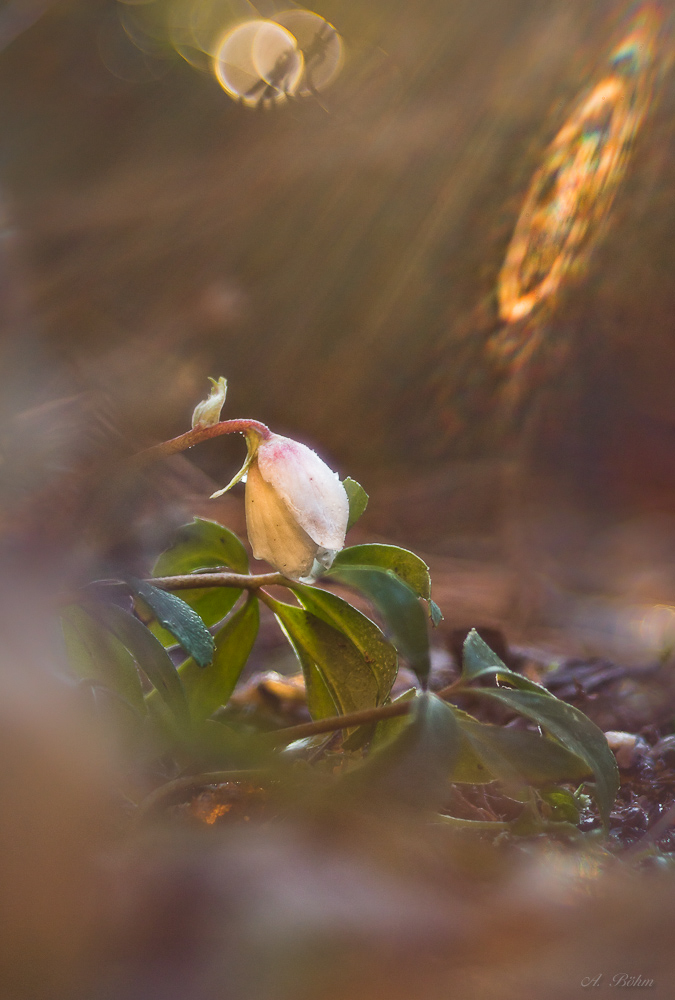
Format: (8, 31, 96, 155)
(114, 0, 344, 102)
(498, 6, 664, 326)
(214, 20, 304, 106)
(487, 4, 668, 424)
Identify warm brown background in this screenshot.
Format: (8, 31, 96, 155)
(2, 11, 675, 997)
(1, 0, 675, 646)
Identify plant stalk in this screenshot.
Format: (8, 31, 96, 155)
(135, 418, 271, 464)
(262, 677, 467, 746)
(150, 571, 287, 591)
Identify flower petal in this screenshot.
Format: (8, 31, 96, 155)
(256, 434, 349, 550)
(245, 460, 319, 578)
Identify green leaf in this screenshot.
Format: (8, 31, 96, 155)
(265, 595, 381, 716)
(148, 518, 249, 643)
(342, 477, 369, 531)
(303, 655, 339, 721)
(170, 596, 260, 723)
(60, 605, 146, 714)
(429, 600, 444, 627)
(373, 697, 591, 788)
(343, 692, 461, 810)
(456, 715, 591, 787)
(539, 787, 581, 824)
(371, 688, 417, 751)
(154, 517, 249, 576)
(327, 545, 433, 681)
(289, 583, 397, 702)
(470, 687, 619, 826)
(326, 565, 430, 684)
(459, 631, 613, 816)
(348, 685, 415, 754)
(332, 543, 431, 600)
(259, 630, 338, 722)
(128, 578, 214, 668)
(91, 603, 188, 724)
(462, 628, 519, 682)
(464, 629, 573, 701)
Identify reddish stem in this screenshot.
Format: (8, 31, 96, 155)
(135, 418, 271, 464)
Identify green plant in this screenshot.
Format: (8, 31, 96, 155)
(60, 378, 619, 834)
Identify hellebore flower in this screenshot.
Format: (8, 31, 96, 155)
(212, 431, 349, 580)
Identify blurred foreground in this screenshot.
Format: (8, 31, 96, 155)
(1, 640, 675, 1000)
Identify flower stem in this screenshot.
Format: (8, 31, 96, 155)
(261, 677, 467, 746)
(261, 701, 412, 745)
(149, 571, 287, 591)
(135, 418, 271, 465)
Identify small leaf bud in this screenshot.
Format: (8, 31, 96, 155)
(191, 377, 228, 429)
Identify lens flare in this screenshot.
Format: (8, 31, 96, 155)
(214, 20, 304, 106)
(272, 10, 344, 96)
(114, 2, 344, 104)
(498, 6, 664, 325)
(211, 10, 342, 105)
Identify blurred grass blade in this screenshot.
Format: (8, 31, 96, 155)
(289, 583, 397, 702)
(342, 477, 369, 531)
(327, 565, 430, 684)
(128, 577, 214, 667)
(91, 603, 188, 724)
(61, 604, 146, 714)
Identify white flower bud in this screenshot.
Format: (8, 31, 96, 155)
(191, 377, 228, 429)
(244, 433, 349, 579)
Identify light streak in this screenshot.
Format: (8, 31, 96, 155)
(497, 6, 664, 326)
